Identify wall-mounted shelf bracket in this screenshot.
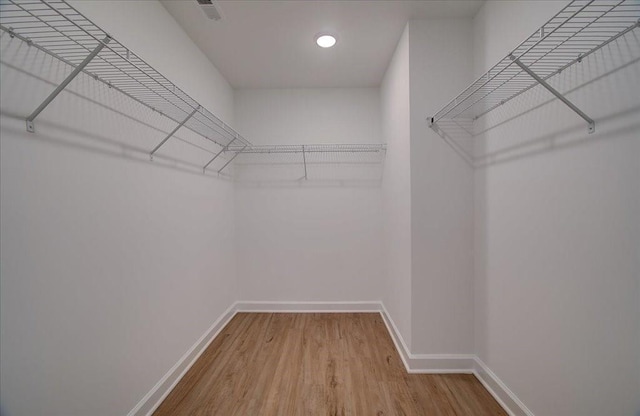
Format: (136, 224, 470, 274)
(302, 145, 307, 180)
(218, 145, 247, 174)
(150, 105, 200, 159)
(203, 136, 237, 172)
(509, 54, 595, 134)
(427, 117, 445, 138)
(25, 35, 112, 133)
(425, 0, 640, 146)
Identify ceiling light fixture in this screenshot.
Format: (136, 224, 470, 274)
(315, 34, 337, 48)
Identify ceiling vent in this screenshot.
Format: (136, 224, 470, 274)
(196, 0, 223, 21)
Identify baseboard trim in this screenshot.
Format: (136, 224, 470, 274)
(127, 300, 529, 416)
(378, 303, 474, 374)
(472, 357, 535, 416)
(408, 355, 476, 374)
(235, 300, 382, 313)
(378, 302, 412, 370)
(127, 302, 238, 416)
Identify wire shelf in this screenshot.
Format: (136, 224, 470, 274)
(429, 0, 640, 135)
(227, 144, 387, 154)
(0, 0, 387, 179)
(0, 0, 251, 157)
(230, 144, 387, 182)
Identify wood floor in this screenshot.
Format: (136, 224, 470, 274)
(153, 313, 507, 416)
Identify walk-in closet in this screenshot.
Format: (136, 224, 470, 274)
(1, 1, 638, 415)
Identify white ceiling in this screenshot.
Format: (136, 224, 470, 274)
(161, 0, 484, 89)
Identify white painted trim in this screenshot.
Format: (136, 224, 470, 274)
(127, 301, 527, 416)
(378, 302, 474, 374)
(235, 300, 382, 313)
(379, 302, 412, 370)
(127, 302, 239, 416)
(406, 356, 475, 374)
(128, 301, 383, 415)
(472, 356, 535, 416)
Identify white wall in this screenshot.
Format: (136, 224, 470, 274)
(4, 1, 638, 416)
(233, 88, 380, 146)
(380, 26, 413, 348)
(78, 1, 234, 124)
(234, 88, 385, 302)
(473, 2, 640, 415)
(408, 19, 475, 355)
(0, 1, 237, 415)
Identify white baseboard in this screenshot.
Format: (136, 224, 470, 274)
(472, 357, 535, 416)
(127, 300, 531, 416)
(379, 304, 531, 414)
(127, 302, 238, 416)
(408, 354, 476, 374)
(235, 300, 382, 313)
(378, 303, 474, 374)
(126, 301, 379, 416)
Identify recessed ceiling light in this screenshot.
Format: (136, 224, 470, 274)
(315, 34, 337, 48)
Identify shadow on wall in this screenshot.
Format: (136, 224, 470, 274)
(432, 29, 640, 168)
(234, 150, 386, 187)
(0, 114, 234, 181)
(235, 178, 384, 189)
(0, 31, 236, 179)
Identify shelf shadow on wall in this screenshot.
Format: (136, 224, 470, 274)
(473, 108, 640, 169)
(432, 29, 640, 168)
(0, 32, 236, 179)
(234, 154, 385, 187)
(236, 179, 384, 189)
(0, 113, 233, 181)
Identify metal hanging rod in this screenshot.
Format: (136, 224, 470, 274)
(429, 0, 640, 135)
(0, 0, 252, 151)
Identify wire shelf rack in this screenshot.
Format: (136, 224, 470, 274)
(0, 0, 252, 164)
(228, 144, 387, 155)
(0, 0, 387, 178)
(230, 144, 387, 182)
(429, 0, 640, 137)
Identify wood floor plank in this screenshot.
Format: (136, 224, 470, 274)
(153, 313, 508, 416)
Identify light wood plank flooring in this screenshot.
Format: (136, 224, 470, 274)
(153, 313, 507, 415)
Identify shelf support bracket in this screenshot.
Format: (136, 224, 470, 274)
(25, 35, 112, 133)
(510, 55, 595, 134)
(218, 145, 247, 174)
(203, 136, 237, 172)
(150, 105, 200, 159)
(302, 145, 307, 180)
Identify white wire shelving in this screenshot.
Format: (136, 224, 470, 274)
(428, 0, 640, 139)
(0, 0, 386, 179)
(0, 0, 253, 174)
(230, 144, 387, 182)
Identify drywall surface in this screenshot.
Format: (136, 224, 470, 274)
(0, 1, 237, 415)
(234, 88, 385, 302)
(407, 19, 475, 355)
(233, 88, 380, 146)
(80, 0, 234, 124)
(380, 26, 413, 349)
(473, 1, 640, 415)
